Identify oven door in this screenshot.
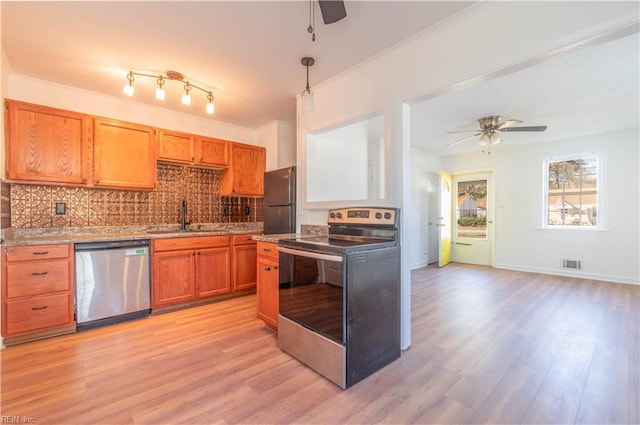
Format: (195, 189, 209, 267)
(277, 246, 345, 344)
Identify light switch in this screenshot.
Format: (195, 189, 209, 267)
(55, 202, 66, 215)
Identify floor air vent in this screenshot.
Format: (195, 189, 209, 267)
(562, 259, 582, 270)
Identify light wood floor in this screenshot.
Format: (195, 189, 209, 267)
(1, 263, 638, 424)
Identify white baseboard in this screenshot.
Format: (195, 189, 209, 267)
(493, 262, 640, 285)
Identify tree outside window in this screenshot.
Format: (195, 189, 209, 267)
(545, 154, 599, 227)
(456, 179, 487, 238)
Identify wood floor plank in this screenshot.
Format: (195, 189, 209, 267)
(1, 263, 637, 424)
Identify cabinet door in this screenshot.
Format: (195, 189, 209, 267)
(93, 118, 156, 189)
(152, 250, 195, 307)
(233, 243, 257, 291)
(196, 247, 231, 298)
(5, 100, 89, 185)
(196, 137, 228, 167)
(257, 256, 279, 330)
(157, 129, 194, 163)
(220, 142, 265, 196)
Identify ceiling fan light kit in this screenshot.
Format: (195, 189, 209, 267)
(122, 70, 215, 115)
(447, 115, 547, 152)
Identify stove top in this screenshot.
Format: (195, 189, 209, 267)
(279, 234, 397, 255)
(279, 207, 399, 255)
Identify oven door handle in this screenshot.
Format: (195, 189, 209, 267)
(277, 246, 343, 263)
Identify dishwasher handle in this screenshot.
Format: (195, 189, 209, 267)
(75, 239, 150, 251)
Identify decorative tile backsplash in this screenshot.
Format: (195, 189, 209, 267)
(7, 163, 263, 228)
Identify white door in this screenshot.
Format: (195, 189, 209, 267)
(451, 172, 493, 266)
(439, 171, 452, 267)
(427, 173, 440, 264)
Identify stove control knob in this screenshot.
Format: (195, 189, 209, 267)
(336, 212, 343, 219)
(384, 212, 392, 219)
(329, 212, 336, 219)
(375, 212, 382, 219)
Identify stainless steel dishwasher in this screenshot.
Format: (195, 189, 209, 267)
(74, 239, 150, 330)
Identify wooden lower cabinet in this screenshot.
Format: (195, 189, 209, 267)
(1, 244, 75, 345)
(232, 233, 258, 292)
(152, 249, 196, 306)
(196, 247, 232, 297)
(152, 236, 231, 309)
(256, 241, 279, 330)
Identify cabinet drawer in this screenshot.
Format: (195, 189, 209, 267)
(5, 293, 72, 335)
(233, 233, 258, 245)
(257, 242, 278, 260)
(6, 260, 71, 298)
(5, 244, 71, 262)
(153, 235, 230, 252)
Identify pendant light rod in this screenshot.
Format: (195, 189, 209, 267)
(301, 57, 315, 113)
(301, 57, 315, 91)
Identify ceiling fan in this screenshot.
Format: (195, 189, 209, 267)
(447, 115, 548, 148)
(318, 0, 347, 24)
(308, 0, 347, 41)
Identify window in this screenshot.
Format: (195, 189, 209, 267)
(543, 153, 599, 228)
(456, 179, 488, 239)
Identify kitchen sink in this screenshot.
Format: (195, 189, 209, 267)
(146, 229, 219, 235)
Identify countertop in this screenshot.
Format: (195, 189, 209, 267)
(252, 233, 299, 243)
(1, 224, 263, 246)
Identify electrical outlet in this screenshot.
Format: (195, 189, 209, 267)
(55, 202, 66, 215)
(244, 206, 250, 215)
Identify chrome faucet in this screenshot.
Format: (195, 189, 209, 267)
(180, 200, 189, 230)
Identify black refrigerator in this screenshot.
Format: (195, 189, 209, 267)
(263, 166, 296, 234)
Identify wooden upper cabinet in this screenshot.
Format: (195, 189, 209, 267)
(196, 136, 229, 167)
(220, 142, 266, 196)
(5, 100, 89, 185)
(157, 129, 194, 164)
(157, 130, 228, 168)
(93, 118, 157, 190)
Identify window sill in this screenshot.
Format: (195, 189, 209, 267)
(536, 226, 610, 232)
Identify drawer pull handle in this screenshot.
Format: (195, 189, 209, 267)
(32, 271, 48, 276)
(32, 251, 49, 255)
(32, 305, 48, 311)
(263, 248, 272, 252)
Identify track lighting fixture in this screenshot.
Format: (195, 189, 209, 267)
(123, 72, 135, 96)
(123, 70, 215, 114)
(155, 76, 165, 100)
(301, 57, 315, 113)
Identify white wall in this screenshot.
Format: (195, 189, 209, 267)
(296, 1, 639, 350)
(257, 120, 295, 171)
(442, 129, 639, 284)
(7, 74, 257, 144)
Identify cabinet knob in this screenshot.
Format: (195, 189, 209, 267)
(264, 266, 271, 271)
(274, 266, 279, 270)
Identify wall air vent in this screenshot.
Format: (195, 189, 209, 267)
(562, 259, 582, 270)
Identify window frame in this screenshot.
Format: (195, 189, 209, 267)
(542, 152, 602, 230)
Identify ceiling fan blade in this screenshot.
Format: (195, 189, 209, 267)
(497, 119, 523, 130)
(447, 129, 480, 134)
(318, 0, 347, 24)
(500, 125, 548, 132)
(447, 133, 481, 147)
